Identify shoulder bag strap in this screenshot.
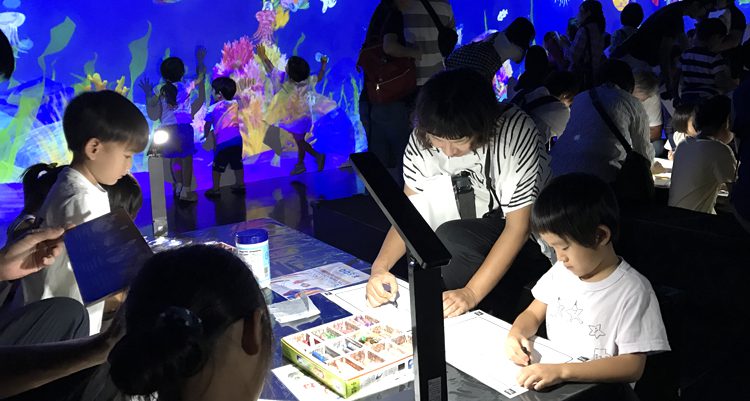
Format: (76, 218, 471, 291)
(418, 0, 447, 30)
(589, 88, 633, 153)
(484, 103, 511, 214)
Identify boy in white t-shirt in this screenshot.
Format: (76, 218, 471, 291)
(669, 95, 737, 214)
(204, 77, 245, 198)
(506, 173, 670, 390)
(22, 91, 149, 334)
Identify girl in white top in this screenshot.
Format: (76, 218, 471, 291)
(139, 47, 206, 202)
(663, 102, 698, 160)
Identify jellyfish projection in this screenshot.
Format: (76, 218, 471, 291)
(0, 12, 33, 55)
(612, 0, 630, 11)
(320, 0, 337, 14)
(253, 3, 276, 44)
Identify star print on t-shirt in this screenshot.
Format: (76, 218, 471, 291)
(589, 323, 605, 339)
(566, 301, 583, 324)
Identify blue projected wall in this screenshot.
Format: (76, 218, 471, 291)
(0, 0, 738, 183)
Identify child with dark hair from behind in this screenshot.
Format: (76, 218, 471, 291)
(669, 95, 737, 214)
(203, 76, 245, 198)
(21, 91, 149, 335)
(677, 18, 737, 103)
(139, 47, 206, 202)
(663, 102, 698, 160)
(258, 45, 336, 175)
(108, 245, 272, 401)
(610, 2, 643, 57)
(506, 173, 669, 391)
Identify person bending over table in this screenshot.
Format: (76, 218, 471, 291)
(366, 68, 551, 319)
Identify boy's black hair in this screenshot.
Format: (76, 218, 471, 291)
(671, 102, 696, 134)
(63, 90, 150, 153)
(102, 174, 143, 219)
(694, 95, 731, 136)
(1, 30, 13, 80)
(504, 17, 535, 51)
(532, 173, 620, 248)
(596, 59, 635, 94)
(413, 68, 501, 150)
(286, 56, 311, 83)
(544, 70, 581, 103)
(620, 3, 644, 28)
(696, 18, 728, 43)
(211, 76, 237, 100)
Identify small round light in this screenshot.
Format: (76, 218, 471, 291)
(153, 129, 170, 145)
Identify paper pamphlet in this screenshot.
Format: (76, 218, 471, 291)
(444, 310, 575, 399)
(273, 364, 413, 401)
(270, 262, 369, 299)
(322, 278, 412, 331)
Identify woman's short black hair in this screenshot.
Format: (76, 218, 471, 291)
(286, 56, 311, 83)
(532, 173, 620, 248)
(109, 245, 273, 400)
(413, 68, 502, 150)
(671, 102, 696, 134)
(211, 76, 237, 100)
(620, 3, 644, 28)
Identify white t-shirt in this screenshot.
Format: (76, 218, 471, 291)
(22, 167, 110, 334)
(551, 85, 655, 183)
(532, 259, 670, 361)
(511, 87, 570, 142)
(403, 104, 550, 216)
(669, 136, 737, 214)
(663, 131, 687, 152)
(642, 94, 663, 128)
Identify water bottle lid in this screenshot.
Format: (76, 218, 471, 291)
(235, 229, 269, 244)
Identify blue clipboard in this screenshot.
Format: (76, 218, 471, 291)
(64, 208, 153, 305)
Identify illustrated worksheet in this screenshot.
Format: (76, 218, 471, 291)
(323, 278, 412, 331)
(444, 310, 575, 399)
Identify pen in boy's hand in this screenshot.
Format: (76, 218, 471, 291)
(521, 346, 532, 366)
(383, 283, 398, 308)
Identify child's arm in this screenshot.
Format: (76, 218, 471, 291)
(516, 353, 647, 391)
(316, 55, 328, 83)
(191, 46, 207, 117)
(256, 45, 275, 75)
(506, 299, 546, 366)
(138, 77, 162, 121)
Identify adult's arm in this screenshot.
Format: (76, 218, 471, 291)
(383, 34, 421, 59)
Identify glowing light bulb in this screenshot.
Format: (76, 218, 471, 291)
(153, 129, 170, 145)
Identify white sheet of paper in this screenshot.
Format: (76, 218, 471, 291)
(273, 363, 413, 401)
(322, 279, 412, 331)
(444, 311, 575, 399)
(408, 175, 460, 231)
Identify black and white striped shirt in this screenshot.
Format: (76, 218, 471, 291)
(678, 47, 730, 99)
(403, 105, 550, 216)
(403, 0, 454, 86)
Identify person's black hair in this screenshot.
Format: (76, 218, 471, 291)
(532, 173, 620, 248)
(567, 17, 579, 41)
(20, 163, 65, 214)
(286, 56, 311, 83)
(695, 18, 728, 43)
(211, 76, 237, 100)
(63, 91, 149, 153)
(671, 102, 696, 134)
(504, 17, 535, 51)
(596, 59, 635, 94)
(515, 46, 550, 91)
(160, 57, 186, 107)
(580, 0, 606, 34)
(620, 3, 644, 28)
(109, 245, 273, 401)
(544, 70, 581, 103)
(694, 95, 731, 136)
(102, 174, 143, 219)
(413, 68, 501, 150)
(1, 30, 13, 80)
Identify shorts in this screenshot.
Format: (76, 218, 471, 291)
(160, 123, 195, 158)
(213, 139, 243, 173)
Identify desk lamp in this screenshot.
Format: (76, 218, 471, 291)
(147, 129, 170, 237)
(350, 152, 450, 401)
